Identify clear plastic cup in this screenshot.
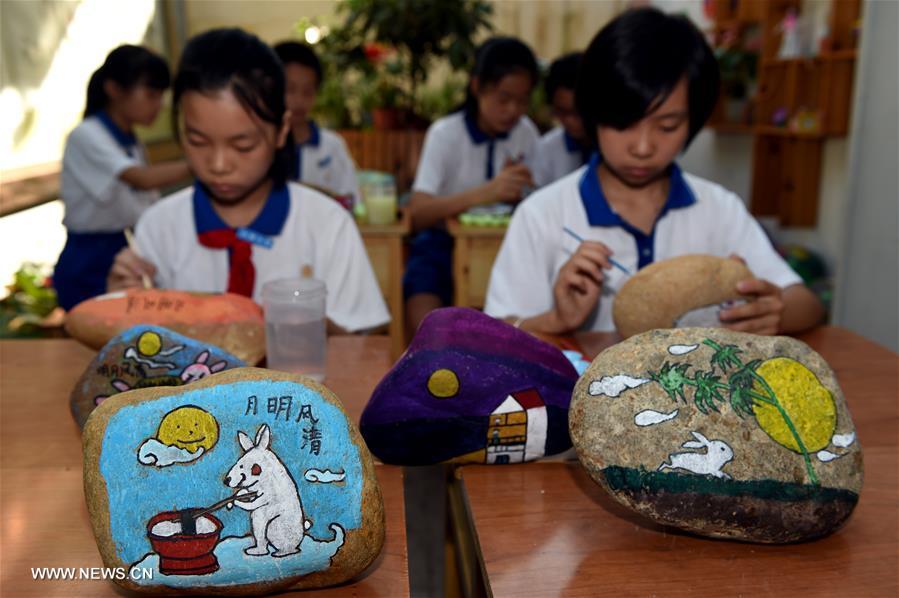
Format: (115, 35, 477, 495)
(261, 278, 327, 381)
(358, 171, 397, 225)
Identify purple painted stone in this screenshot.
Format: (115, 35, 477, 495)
(360, 308, 578, 465)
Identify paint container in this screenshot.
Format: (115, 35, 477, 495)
(147, 511, 223, 575)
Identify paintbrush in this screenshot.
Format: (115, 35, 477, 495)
(562, 226, 631, 275)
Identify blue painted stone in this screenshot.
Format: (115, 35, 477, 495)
(360, 307, 579, 465)
(70, 325, 245, 429)
(83, 368, 383, 595)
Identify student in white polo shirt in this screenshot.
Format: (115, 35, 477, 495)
(532, 52, 593, 188)
(54, 45, 190, 310)
(274, 41, 361, 210)
(405, 36, 540, 331)
(486, 8, 824, 336)
(107, 28, 389, 333)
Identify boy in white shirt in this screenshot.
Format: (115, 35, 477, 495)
(532, 52, 593, 188)
(486, 8, 823, 336)
(274, 41, 361, 210)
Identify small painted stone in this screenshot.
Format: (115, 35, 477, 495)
(360, 307, 579, 465)
(70, 325, 245, 429)
(570, 328, 863, 543)
(613, 255, 752, 339)
(83, 368, 384, 595)
(65, 289, 266, 364)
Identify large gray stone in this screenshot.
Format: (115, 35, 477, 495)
(570, 328, 863, 543)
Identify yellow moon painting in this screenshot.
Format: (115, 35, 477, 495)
(137, 331, 163, 356)
(752, 357, 836, 453)
(156, 406, 219, 453)
(427, 368, 460, 398)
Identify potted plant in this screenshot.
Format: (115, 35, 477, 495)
(325, 0, 493, 124)
(715, 30, 759, 124)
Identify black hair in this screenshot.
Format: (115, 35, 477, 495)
(576, 7, 719, 148)
(84, 45, 170, 118)
(463, 36, 538, 115)
(172, 28, 294, 186)
(273, 41, 323, 88)
(544, 52, 583, 102)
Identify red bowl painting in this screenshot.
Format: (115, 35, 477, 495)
(147, 511, 223, 575)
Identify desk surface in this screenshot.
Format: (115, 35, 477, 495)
(460, 326, 898, 597)
(0, 337, 407, 597)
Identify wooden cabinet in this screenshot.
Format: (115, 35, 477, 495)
(707, 0, 861, 226)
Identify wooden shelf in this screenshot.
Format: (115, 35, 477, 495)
(708, 122, 755, 134)
(755, 126, 825, 139)
(708, 0, 861, 226)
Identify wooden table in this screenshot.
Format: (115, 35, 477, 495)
(447, 218, 507, 309)
(456, 326, 899, 597)
(359, 210, 410, 359)
(0, 337, 408, 597)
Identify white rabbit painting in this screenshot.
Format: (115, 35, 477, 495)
(658, 431, 734, 479)
(224, 424, 311, 557)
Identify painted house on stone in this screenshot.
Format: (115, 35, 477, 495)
(486, 389, 547, 464)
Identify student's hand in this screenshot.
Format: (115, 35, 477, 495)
(551, 241, 614, 332)
(488, 163, 534, 203)
(719, 277, 785, 335)
(107, 248, 157, 292)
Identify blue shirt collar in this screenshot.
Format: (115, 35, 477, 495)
(296, 120, 321, 148)
(96, 110, 137, 153)
(563, 131, 582, 153)
(193, 181, 290, 236)
(563, 131, 592, 166)
(577, 152, 696, 227)
(463, 110, 510, 144)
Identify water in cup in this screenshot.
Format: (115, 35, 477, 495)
(262, 278, 327, 381)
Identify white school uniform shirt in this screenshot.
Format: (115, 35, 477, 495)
(413, 111, 540, 196)
(294, 122, 361, 203)
(60, 113, 158, 232)
(133, 181, 390, 332)
(532, 125, 591, 188)
(485, 154, 802, 332)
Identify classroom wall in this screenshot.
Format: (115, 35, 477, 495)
(832, 0, 898, 352)
(182, 0, 337, 44)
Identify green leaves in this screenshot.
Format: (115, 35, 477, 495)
(692, 370, 726, 414)
(649, 362, 691, 403)
(727, 359, 762, 417)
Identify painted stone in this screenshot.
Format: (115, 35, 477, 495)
(83, 368, 384, 595)
(570, 328, 863, 543)
(65, 289, 266, 365)
(360, 307, 579, 465)
(613, 255, 752, 339)
(70, 325, 245, 429)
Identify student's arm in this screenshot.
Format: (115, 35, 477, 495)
(518, 241, 614, 335)
(106, 207, 171, 291)
(720, 279, 824, 334)
(119, 160, 191, 191)
(317, 205, 390, 333)
(409, 162, 534, 231)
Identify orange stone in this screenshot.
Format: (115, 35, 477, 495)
(65, 290, 266, 365)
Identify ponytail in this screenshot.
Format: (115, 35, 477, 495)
(83, 45, 170, 118)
